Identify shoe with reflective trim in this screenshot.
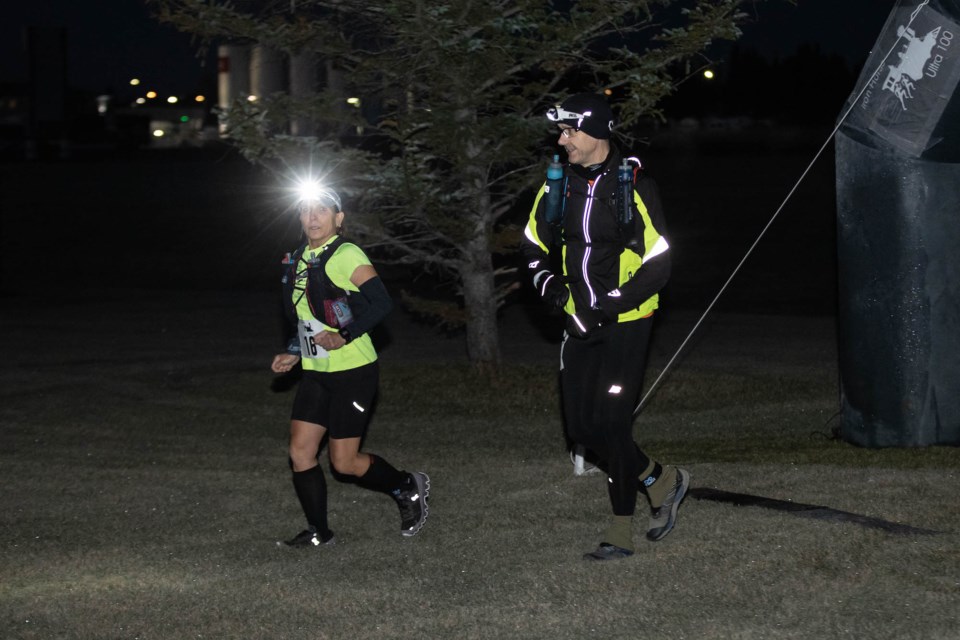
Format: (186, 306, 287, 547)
(646, 467, 690, 541)
(583, 543, 634, 561)
(394, 471, 430, 537)
(278, 529, 336, 548)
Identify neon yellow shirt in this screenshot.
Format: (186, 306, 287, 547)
(294, 236, 378, 373)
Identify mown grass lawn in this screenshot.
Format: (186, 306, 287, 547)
(1, 291, 957, 640)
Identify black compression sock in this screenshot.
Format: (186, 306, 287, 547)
(292, 465, 332, 538)
(357, 454, 408, 494)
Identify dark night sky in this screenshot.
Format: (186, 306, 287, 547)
(1, 0, 216, 97)
(1, 0, 896, 95)
(735, 0, 897, 66)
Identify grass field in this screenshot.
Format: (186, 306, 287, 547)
(2, 289, 957, 639)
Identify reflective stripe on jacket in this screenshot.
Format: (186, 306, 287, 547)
(522, 145, 670, 322)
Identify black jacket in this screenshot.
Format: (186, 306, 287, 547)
(522, 144, 670, 320)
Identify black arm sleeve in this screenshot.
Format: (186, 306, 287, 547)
(342, 276, 393, 340)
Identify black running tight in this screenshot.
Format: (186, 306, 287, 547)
(561, 317, 654, 516)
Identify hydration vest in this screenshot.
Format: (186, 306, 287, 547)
(545, 157, 644, 252)
(282, 236, 364, 329)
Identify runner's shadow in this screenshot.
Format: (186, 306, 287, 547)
(689, 487, 943, 536)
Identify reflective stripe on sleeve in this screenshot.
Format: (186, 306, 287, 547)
(643, 235, 669, 261)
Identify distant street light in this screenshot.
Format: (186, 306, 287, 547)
(703, 69, 715, 80)
(167, 96, 179, 104)
(130, 78, 141, 86)
(146, 91, 158, 99)
(195, 95, 206, 103)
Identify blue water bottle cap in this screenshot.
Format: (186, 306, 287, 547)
(547, 154, 563, 179)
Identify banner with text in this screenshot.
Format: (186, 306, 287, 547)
(843, 1, 960, 157)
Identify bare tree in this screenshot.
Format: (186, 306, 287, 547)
(152, 0, 759, 371)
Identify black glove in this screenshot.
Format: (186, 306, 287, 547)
(534, 270, 569, 311)
(566, 307, 610, 339)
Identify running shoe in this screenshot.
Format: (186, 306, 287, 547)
(583, 543, 634, 561)
(394, 471, 430, 537)
(646, 467, 691, 541)
(278, 528, 336, 548)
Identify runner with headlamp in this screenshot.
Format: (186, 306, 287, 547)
(272, 185, 430, 547)
(523, 93, 689, 561)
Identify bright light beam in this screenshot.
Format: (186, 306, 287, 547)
(292, 178, 341, 211)
(296, 179, 324, 202)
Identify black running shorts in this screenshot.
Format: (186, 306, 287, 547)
(290, 362, 379, 439)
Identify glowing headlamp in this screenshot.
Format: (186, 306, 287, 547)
(295, 179, 342, 211)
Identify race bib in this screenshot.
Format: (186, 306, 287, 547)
(297, 320, 330, 359)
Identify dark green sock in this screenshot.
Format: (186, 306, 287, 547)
(639, 460, 662, 493)
(646, 465, 677, 509)
(601, 515, 635, 551)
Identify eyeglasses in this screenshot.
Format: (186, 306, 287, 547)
(558, 127, 579, 139)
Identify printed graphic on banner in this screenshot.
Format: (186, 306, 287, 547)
(845, 1, 960, 157)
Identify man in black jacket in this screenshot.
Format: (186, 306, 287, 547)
(522, 93, 690, 561)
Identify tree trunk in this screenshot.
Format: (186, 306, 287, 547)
(457, 106, 501, 372)
(461, 229, 501, 372)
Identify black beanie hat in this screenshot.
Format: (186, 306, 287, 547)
(546, 93, 615, 139)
